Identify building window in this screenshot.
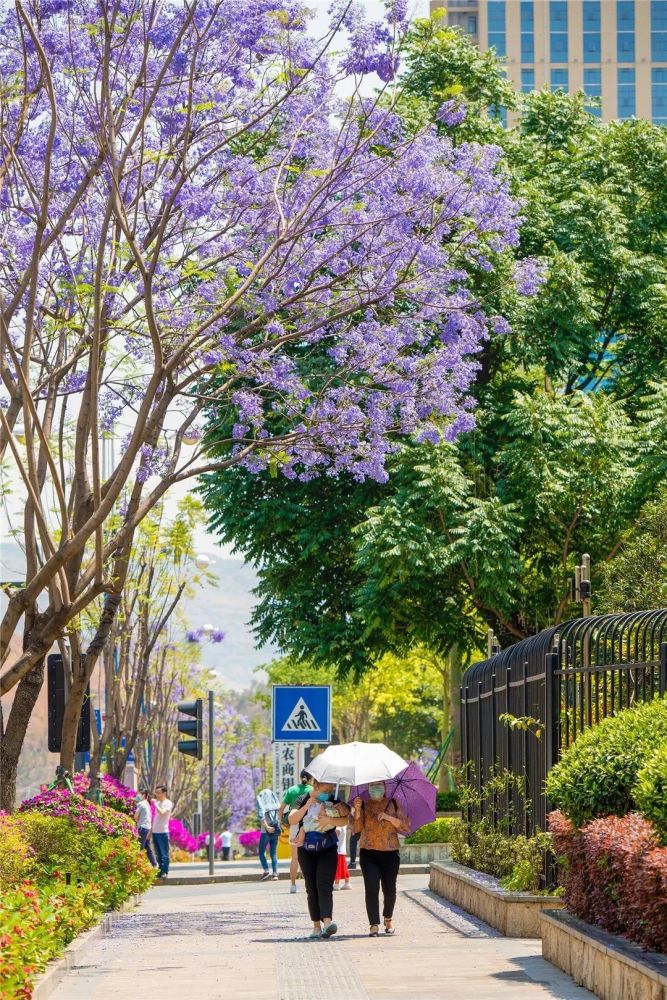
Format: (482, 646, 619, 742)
(652, 1, 667, 62)
(584, 68, 602, 117)
(551, 68, 569, 92)
(488, 0, 506, 57)
(550, 0, 568, 64)
(618, 68, 636, 119)
(467, 15, 478, 35)
(617, 1, 635, 63)
(652, 67, 667, 124)
(521, 1, 534, 63)
(521, 68, 535, 93)
(583, 1, 601, 63)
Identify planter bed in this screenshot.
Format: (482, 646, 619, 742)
(541, 908, 667, 1000)
(401, 842, 452, 864)
(429, 861, 564, 937)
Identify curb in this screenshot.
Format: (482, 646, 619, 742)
(157, 864, 430, 886)
(32, 893, 142, 1000)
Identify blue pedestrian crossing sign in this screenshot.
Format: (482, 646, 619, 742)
(272, 685, 331, 743)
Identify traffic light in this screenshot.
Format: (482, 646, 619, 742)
(47, 654, 91, 753)
(177, 699, 203, 759)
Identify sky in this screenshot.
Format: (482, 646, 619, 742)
(0, 0, 431, 691)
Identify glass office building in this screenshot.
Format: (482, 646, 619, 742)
(431, 0, 667, 123)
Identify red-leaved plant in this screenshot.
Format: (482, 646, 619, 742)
(549, 810, 667, 953)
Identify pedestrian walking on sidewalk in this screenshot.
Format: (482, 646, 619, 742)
(135, 789, 157, 868)
(221, 828, 232, 861)
(257, 788, 281, 881)
(289, 780, 350, 939)
(353, 782, 410, 937)
(278, 769, 312, 894)
(333, 823, 350, 891)
(152, 785, 173, 878)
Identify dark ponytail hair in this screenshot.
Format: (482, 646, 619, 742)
(141, 788, 152, 800)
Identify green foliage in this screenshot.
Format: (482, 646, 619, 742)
(0, 814, 36, 888)
(200, 17, 667, 669)
(449, 818, 550, 893)
(546, 696, 667, 826)
(0, 811, 154, 997)
(262, 651, 442, 760)
(404, 818, 460, 844)
(597, 486, 667, 613)
(634, 743, 667, 843)
(436, 790, 460, 812)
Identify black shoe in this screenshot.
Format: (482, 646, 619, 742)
(348, 862, 357, 870)
(260, 871, 271, 881)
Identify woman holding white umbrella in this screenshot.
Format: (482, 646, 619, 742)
(289, 779, 350, 939)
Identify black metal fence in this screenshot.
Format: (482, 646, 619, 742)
(461, 610, 667, 847)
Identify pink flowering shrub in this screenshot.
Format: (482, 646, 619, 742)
(72, 773, 137, 816)
(238, 829, 261, 854)
(169, 818, 197, 853)
(195, 832, 223, 852)
(19, 789, 135, 838)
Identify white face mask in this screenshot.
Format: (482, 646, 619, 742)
(368, 784, 385, 800)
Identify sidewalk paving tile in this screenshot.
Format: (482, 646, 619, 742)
(48, 874, 594, 1000)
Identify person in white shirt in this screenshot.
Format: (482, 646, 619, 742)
(152, 785, 173, 878)
(135, 789, 157, 868)
(221, 829, 232, 861)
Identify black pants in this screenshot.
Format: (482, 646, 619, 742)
(297, 845, 338, 922)
(349, 831, 360, 864)
(360, 848, 401, 926)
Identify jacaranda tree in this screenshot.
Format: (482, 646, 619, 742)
(0, 0, 532, 807)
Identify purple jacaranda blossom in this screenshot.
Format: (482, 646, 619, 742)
(514, 257, 546, 296)
(436, 99, 467, 128)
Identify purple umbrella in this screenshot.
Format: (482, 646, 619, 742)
(350, 761, 436, 835)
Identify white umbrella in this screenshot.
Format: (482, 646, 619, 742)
(306, 742, 408, 786)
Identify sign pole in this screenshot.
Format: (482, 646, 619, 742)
(208, 690, 215, 877)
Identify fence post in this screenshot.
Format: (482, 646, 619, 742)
(660, 643, 667, 697)
(544, 645, 561, 889)
(505, 665, 512, 834)
(491, 673, 497, 824)
(463, 684, 472, 828)
(477, 680, 483, 816)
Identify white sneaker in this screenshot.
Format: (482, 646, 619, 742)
(341, 882, 351, 890)
(333, 883, 340, 891)
(290, 884, 298, 894)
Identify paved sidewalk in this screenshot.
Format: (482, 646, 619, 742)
(49, 874, 593, 1000)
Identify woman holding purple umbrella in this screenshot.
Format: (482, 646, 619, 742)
(352, 781, 410, 937)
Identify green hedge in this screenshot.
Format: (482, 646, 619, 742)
(404, 817, 460, 844)
(546, 695, 667, 827)
(634, 741, 667, 842)
(436, 790, 460, 812)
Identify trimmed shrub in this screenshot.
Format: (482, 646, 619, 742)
(634, 742, 667, 843)
(436, 790, 460, 812)
(0, 815, 36, 888)
(546, 695, 667, 826)
(549, 809, 667, 953)
(405, 818, 460, 844)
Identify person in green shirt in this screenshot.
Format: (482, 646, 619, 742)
(278, 769, 313, 894)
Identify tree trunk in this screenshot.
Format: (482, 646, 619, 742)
(59, 669, 88, 771)
(0, 659, 45, 811)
